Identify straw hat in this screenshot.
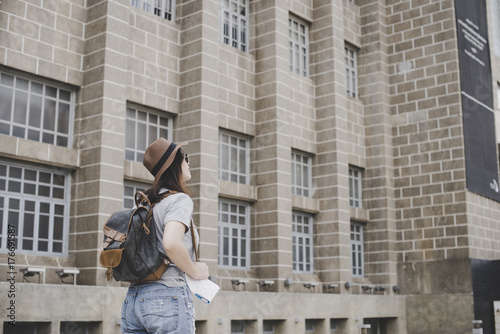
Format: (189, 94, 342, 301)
(143, 138, 187, 186)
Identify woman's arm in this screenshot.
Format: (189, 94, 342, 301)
(163, 220, 209, 280)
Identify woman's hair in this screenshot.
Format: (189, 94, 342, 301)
(144, 149, 191, 203)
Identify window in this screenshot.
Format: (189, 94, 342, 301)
(305, 319, 315, 333)
(330, 319, 338, 332)
(61, 322, 100, 334)
(263, 320, 275, 334)
(0, 161, 69, 256)
(231, 320, 245, 334)
(0, 72, 74, 147)
(124, 181, 151, 209)
(291, 151, 311, 197)
(219, 131, 249, 184)
(349, 166, 362, 208)
(131, 0, 175, 20)
(351, 222, 364, 277)
(345, 44, 358, 98)
(220, 0, 249, 52)
(218, 200, 250, 269)
(125, 106, 171, 162)
(289, 16, 309, 77)
(292, 211, 313, 273)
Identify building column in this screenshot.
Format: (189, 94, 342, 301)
(73, 0, 129, 285)
(358, 0, 398, 286)
(253, 0, 294, 291)
(311, 0, 352, 285)
(176, 0, 220, 273)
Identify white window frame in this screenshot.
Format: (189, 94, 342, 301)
(231, 320, 245, 334)
(0, 160, 70, 256)
(349, 166, 362, 208)
(219, 131, 250, 184)
(218, 199, 250, 270)
(292, 211, 314, 273)
(345, 44, 358, 98)
(351, 222, 364, 277)
(124, 180, 151, 209)
(131, 0, 175, 21)
(125, 105, 172, 163)
(305, 319, 315, 333)
(0, 71, 75, 148)
(291, 151, 312, 197)
(289, 15, 309, 77)
(263, 320, 276, 334)
(220, 0, 249, 52)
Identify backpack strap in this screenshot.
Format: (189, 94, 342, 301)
(137, 190, 199, 262)
(190, 218, 199, 262)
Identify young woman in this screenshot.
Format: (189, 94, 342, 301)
(120, 138, 209, 334)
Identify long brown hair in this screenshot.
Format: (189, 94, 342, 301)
(144, 149, 191, 203)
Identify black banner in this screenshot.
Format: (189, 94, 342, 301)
(455, 0, 500, 201)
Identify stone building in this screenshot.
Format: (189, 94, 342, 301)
(0, 0, 499, 333)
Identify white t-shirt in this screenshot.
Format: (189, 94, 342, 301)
(152, 191, 199, 287)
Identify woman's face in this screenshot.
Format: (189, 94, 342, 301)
(181, 153, 191, 182)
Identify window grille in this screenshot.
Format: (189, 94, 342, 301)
(219, 132, 249, 184)
(125, 106, 171, 162)
(291, 151, 311, 197)
(131, 0, 175, 21)
(292, 211, 313, 273)
(220, 0, 248, 51)
(351, 222, 364, 277)
(218, 200, 250, 269)
(0, 72, 74, 147)
(349, 167, 362, 208)
(345, 45, 358, 98)
(289, 16, 309, 77)
(124, 181, 151, 209)
(0, 161, 69, 256)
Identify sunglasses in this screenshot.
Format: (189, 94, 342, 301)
(183, 153, 189, 164)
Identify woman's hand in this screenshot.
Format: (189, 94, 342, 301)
(191, 262, 209, 280)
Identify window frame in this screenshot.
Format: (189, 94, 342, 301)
(125, 105, 172, 163)
(289, 15, 310, 77)
(0, 160, 70, 257)
(220, 0, 249, 52)
(345, 44, 358, 98)
(219, 130, 250, 185)
(124, 180, 151, 209)
(350, 221, 364, 277)
(349, 166, 362, 208)
(218, 199, 251, 270)
(291, 150, 312, 197)
(130, 0, 176, 21)
(0, 71, 75, 148)
(292, 211, 314, 273)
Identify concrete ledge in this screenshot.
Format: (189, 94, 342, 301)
(219, 179, 256, 202)
(0, 135, 79, 169)
(291, 194, 319, 213)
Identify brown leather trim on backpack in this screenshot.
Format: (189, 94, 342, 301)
(99, 249, 124, 281)
(101, 225, 127, 250)
(130, 261, 170, 283)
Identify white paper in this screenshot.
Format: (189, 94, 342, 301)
(185, 275, 220, 304)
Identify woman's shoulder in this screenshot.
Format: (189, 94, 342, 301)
(159, 191, 193, 207)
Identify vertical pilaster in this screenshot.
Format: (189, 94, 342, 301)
(311, 0, 352, 284)
(253, 0, 293, 289)
(358, 0, 398, 286)
(177, 0, 220, 272)
(73, 0, 129, 285)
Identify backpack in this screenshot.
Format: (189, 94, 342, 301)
(99, 190, 175, 283)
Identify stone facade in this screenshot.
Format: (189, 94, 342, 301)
(0, 0, 499, 333)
